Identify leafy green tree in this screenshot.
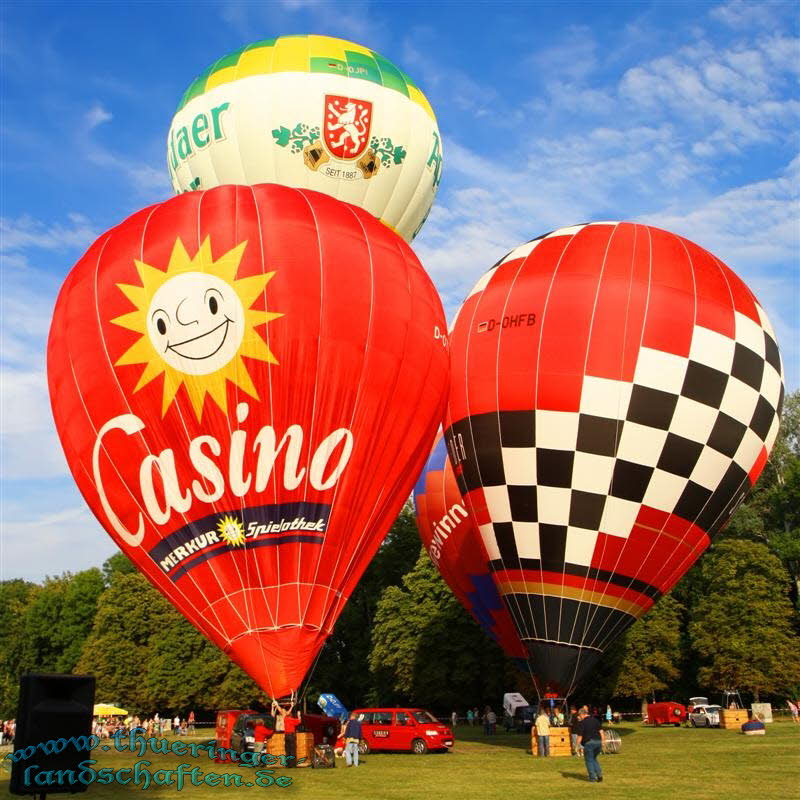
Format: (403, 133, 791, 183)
(206, 663, 264, 710)
(0, 580, 36, 716)
(309, 504, 424, 707)
(688, 538, 800, 700)
(721, 390, 800, 603)
(369, 549, 515, 710)
(144, 609, 260, 712)
(611, 594, 684, 717)
(76, 572, 174, 711)
(101, 551, 137, 584)
(56, 569, 106, 671)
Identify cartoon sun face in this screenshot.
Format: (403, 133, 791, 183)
(217, 514, 246, 547)
(146, 272, 245, 376)
(112, 237, 282, 418)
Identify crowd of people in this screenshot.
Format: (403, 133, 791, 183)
(92, 711, 196, 739)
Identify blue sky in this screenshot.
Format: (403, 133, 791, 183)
(1, 0, 798, 581)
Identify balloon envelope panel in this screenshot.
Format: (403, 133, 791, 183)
(47, 184, 449, 698)
(445, 222, 784, 695)
(414, 433, 528, 660)
(168, 34, 443, 242)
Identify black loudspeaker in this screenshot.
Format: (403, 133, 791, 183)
(10, 673, 96, 796)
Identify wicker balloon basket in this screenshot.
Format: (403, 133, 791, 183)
(719, 709, 749, 729)
(265, 732, 315, 766)
(531, 726, 572, 757)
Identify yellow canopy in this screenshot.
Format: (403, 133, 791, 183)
(93, 703, 128, 716)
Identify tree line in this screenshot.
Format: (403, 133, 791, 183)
(1, 392, 797, 720)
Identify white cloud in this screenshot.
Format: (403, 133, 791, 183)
(82, 144, 170, 196)
(0, 502, 117, 582)
(710, 0, 789, 30)
(618, 35, 799, 157)
(219, 0, 381, 45)
(84, 103, 112, 131)
(0, 213, 97, 253)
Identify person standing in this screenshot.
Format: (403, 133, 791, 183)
(486, 708, 497, 734)
(451, 710, 458, 729)
(579, 709, 605, 783)
(569, 707, 583, 757)
(342, 712, 363, 767)
(787, 699, 799, 723)
(173, 715, 180, 736)
(283, 709, 300, 767)
(534, 707, 550, 757)
(188, 710, 195, 734)
(272, 702, 299, 767)
(605, 705, 613, 724)
(467, 708, 474, 727)
(253, 717, 271, 755)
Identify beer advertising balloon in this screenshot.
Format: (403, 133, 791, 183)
(167, 35, 443, 242)
(47, 184, 450, 698)
(445, 222, 784, 695)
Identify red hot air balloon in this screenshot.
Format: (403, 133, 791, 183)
(47, 184, 449, 699)
(445, 222, 784, 696)
(414, 432, 528, 663)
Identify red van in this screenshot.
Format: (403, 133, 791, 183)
(344, 708, 454, 754)
(644, 702, 687, 726)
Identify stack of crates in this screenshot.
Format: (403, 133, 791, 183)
(531, 726, 572, 756)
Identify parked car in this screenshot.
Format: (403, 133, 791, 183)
(688, 704, 722, 727)
(344, 708, 454, 754)
(513, 705, 537, 733)
(644, 702, 687, 726)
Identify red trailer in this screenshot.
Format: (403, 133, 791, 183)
(644, 702, 687, 726)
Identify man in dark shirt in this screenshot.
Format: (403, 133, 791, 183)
(579, 710, 605, 782)
(343, 712, 363, 767)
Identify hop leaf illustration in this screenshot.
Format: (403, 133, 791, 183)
(272, 126, 291, 147)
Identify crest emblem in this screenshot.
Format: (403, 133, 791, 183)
(323, 95, 372, 160)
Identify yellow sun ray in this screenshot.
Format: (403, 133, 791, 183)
(111, 236, 282, 420)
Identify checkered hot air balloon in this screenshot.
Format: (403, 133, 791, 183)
(444, 222, 784, 696)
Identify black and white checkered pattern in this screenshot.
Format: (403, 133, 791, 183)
(447, 310, 784, 575)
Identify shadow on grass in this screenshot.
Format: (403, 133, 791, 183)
(560, 771, 590, 782)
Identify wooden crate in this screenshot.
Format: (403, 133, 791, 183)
(719, 709, 749, 729)
(531, 726, 572, 757)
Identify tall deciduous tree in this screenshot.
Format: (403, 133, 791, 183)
(689, 538, 800, 700)
(611, 594, 684, 717)
(369, 549, 516, 710)
(145, 608, 261, 711)
(309, 504, 423, 707)
(0, 580, 36, 717)
(76, 572, 173, 711)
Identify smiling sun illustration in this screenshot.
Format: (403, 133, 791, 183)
(112, 237, 281, 418)
(216, 514, 246, 547)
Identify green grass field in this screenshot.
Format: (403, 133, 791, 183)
(2, 721, 798, 799)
